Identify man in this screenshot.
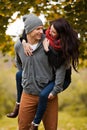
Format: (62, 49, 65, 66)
(15, 14, 60, 130)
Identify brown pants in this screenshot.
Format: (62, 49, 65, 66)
(18, 92, 58, 130)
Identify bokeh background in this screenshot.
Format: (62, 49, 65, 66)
(0, 0, 87, 130)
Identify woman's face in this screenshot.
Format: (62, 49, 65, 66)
(49, 25, 59, 39)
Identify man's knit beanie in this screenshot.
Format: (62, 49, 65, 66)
(23, 13, 43, 34)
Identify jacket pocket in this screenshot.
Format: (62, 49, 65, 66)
(22, 74, 32, 88)
(36, 76, 49, 88)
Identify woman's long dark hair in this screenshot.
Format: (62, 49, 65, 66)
(50, 18, 80, 71)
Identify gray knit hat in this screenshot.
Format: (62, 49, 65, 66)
(23, 14, 30, 22)
(23, 13, 43, 34)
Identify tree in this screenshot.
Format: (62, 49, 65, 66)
(0, 0, 87, 63)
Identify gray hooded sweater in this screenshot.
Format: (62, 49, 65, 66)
(14, 39, 66, 96)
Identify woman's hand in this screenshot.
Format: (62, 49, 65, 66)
(22, 40, 33, 56)
(43, 38, 50, 52)
(48, 93, 55, 100)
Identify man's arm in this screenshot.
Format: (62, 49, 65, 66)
(50, 64, 66, 96)
(15, 52, 22, 70)
(14, 41, 22, 70)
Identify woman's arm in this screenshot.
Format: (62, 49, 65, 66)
(22, 39, 33, 56)
(22, 37, 49, 56)
(43, 38, 50, 52)
(20, 29, 33, 56)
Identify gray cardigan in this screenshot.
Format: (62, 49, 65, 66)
(14, 39, 66, 96)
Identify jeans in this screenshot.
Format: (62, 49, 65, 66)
(33, 81, 55, 125)
(16, 70, 23, 103)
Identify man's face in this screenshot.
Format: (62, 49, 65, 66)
(28, 26, 43, 42)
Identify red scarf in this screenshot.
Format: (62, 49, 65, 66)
(45, 28, 61, 51)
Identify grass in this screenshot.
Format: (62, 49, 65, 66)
(0, 116, 17, 130)
(0, 112, 87, 130)
(58, 112, 87, 130)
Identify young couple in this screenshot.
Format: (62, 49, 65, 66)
(7, 14, 80, 130)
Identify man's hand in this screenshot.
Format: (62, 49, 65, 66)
(48, 93, 55, 99)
